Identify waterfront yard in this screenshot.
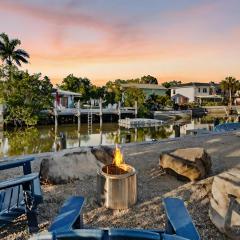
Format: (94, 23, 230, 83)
(1, 131, 240, 239)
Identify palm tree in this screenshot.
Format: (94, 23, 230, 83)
(220, 76, 240, 112)
(0, 32, 29, 67)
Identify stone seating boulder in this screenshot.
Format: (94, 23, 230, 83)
(209, 167, 240, 239)
(159, 148, 211, 181)
(40, 146, 114, 184)
(90, 145, 114, 165)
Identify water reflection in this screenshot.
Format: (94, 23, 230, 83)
(0, 118, 218, 158)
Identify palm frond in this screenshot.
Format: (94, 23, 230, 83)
(14, 55, 29, 64)
(6, 59, 12, 65)
(0, 33, 9, 45)
(9, 39, 21, 52)
(15, 49, 30, 58)
(0, 41, 5, 50)
(14, 58, 22, 67)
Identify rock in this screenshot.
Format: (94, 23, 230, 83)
(90, 146, 114, 165)
(159, 148, 211, 181)
(40, 147, 105, 184)
(209, 167, 240, 239)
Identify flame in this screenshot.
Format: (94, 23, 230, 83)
(113, 145, 124, 167)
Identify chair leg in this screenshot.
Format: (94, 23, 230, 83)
(22, 183, 39, 233)
(165, 219, 175, 234)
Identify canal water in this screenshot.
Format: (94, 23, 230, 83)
(0, 119, 216, 158)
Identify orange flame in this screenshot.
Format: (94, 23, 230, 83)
(113, 145, 124, 167)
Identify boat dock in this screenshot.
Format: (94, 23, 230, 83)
(154, 110, 192, 121)
(119, 118, 164, 128)
(43, 107, 135, 116)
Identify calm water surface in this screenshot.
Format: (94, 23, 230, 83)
(0, 119, 215, 158)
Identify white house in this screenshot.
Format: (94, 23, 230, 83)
(171, 82, 222, 105)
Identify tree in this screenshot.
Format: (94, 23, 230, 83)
(104, 80, 122, 104)
(140, 75, 158, 84)
(0, 66, 53, 126)
(0, 33, 29, 67)
(162, 80, 182, 96)
(146, 94, 173, 110)
(89, 85, 105, 99)
(60, 74, 92, 101)
(123, 87, 148, 117)
(220, 76, 240, 109)
(124, 87, 145, 107)
(162, 80, 182, 89)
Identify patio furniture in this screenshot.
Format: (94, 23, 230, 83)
(214, 122, 240, 132)
(49, 196, 84, 232)
(31, 229, 190, 240)
(163, 198, 200, 240)
(0, 157, 43, 233)
(30, 196, 200, 239)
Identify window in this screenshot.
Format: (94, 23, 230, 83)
(198, 88, 201, 93)
(173, 90, 176, 94)
(203, 88, 207, 93)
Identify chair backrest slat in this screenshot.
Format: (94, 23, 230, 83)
(7, 188, 13, 211)
(10, 186, 21, 209)
(0, 191, 5, 212)
(2, 188, 12, 212)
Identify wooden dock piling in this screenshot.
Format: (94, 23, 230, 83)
(0, 104, 3, 131)
(99, 98, 103, 128)
(77, 100, 81, 133)
(118, 101, 121, 120)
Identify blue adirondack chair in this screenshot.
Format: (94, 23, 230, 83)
(30, 196, 200, 240)
(0, 157, 43, 233)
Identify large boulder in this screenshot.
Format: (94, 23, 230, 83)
(90, 145, 114, 165)
(40, 146, 114, 184)
(209, 167, 240, 239)
(159, 148, 211, 181)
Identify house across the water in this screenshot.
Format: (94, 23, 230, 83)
(234, 91, 240, 106)
(52, 88, 81, 109)
(120, 83, 167, 98)
(171, 82, 222, 105)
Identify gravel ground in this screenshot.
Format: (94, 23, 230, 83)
(1, 131, 240, 240)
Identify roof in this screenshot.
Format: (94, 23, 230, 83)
(171, 94, 189, 99)
(171, 82, 219, 89)
(52, 88, 81, 96)
(121, 83, 166, 90)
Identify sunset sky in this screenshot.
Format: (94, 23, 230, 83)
(0, 0, 240, 86)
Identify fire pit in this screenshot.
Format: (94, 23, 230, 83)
(97, 146, 137, 209)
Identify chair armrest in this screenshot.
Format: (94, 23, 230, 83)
(0, 173, 39, 190)
(0, 157, 34, 171)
